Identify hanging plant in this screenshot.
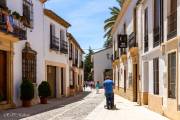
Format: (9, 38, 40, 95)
(12, 11, 21, 20)
(20, 15, 30, 27)
(2, 6, 9, 14)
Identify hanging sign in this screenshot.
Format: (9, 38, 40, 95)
(118, 34, 127, 48)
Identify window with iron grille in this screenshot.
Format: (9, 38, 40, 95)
(22, 43, 37, 83)
(153, 0, 163, 47)
(23, 0, 33, 27)
(167, 0, 177, 40)
(168, 52, 176, 99)
(50, 24, 59, 50)
(144, 7, 148, 52)
(153, 58, 159, 95)
(69, 43, 73, 60)
(60, 30, 65, 41)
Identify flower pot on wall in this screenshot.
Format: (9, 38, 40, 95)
(22, 100, 31, 107)
(40, 97, 47, 104)
(20, 80, 34, 107)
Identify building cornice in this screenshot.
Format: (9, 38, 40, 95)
(111, 0, 132, 35)
(44, 9, 71, 28)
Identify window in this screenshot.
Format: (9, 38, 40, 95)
(75, 48, 78, 66)
(22, 42, 37, 83)
(69, 43, 73, 60)
(60, 30, 65, 41)
(60, 30, 68, 54)
(50, 24, 59, 50)
(168, 52, 176, 98)
(153, 0, 163, 47)
(23, 0, 33, 27)
(144, 8, 148, 52)
(167, 0, 177, 39)
(153, 58, 159, 95)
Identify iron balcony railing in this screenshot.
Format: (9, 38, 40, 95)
(0, 7, 27, 40)
(50, 35, 59, 51)
(153, 27, 161, 47)
(167, 10, 177, 40)
(60, 40, 68, 54)
(128, 32, 137, 49)
(144, 34, 148, 52)
(0, 0, 6, 9)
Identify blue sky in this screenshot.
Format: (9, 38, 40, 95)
(45, 0, 118, 53)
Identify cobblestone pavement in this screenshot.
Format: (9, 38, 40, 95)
(0, 88, 105, 120)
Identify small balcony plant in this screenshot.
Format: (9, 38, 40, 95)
(12, 11, 21, 20)
(20, 80, 34, 107)
(38, 81, 51, 104)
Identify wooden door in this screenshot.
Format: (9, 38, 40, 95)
(124, 69, 126, 92)
(61, 68, 64, 95)
(0, 51, 7, 101)
(47, 66, 56, 98)
(133, 64, 138, 102)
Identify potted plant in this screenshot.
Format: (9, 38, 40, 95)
(20, 80, 34, 107)
(70, 85, 75, 96)
(38, 81, 51, 104)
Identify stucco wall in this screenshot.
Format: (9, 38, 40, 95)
(93, 48, 112, 86)
(11, 0, 45, 106)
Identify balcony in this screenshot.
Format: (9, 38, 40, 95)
(0, 7, 27, 40)
(60, 40, 68, 54)
(50, 36, 59, 51)
(167, 11, 177, 40)
(0, 0, 6, 9)
(128, 32, 137, 49)
(144, 34, 148, 52)
(153, 27, 161, 47)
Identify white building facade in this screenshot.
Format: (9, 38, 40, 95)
(112, 0, 180, 119)
(93, 48, 112, 86)
(43, 9, 70, 98)
(68, 33, 84, 96)
(0, 0, 84, 110)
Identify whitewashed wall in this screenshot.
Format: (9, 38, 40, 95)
(93, 48, 112, 86)
(9, 0, 45, 106)
(44, 15, 69, 97)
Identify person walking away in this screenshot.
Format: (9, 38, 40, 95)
(96, 81, 100, 94)
(83, 82, 86, 91)
(103, 76, 114, 109)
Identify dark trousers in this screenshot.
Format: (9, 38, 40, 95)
(105, 93, 114, 108)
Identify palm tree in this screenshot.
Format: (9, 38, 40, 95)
(103, 0, 125, 48)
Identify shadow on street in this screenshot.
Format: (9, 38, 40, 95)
(0, 91, 91, 120)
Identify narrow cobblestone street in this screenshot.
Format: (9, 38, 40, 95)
(0, 88, 104, 120)
(0, 88, 171, 120)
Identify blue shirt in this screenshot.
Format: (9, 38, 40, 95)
(103, 79, 114, 94)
